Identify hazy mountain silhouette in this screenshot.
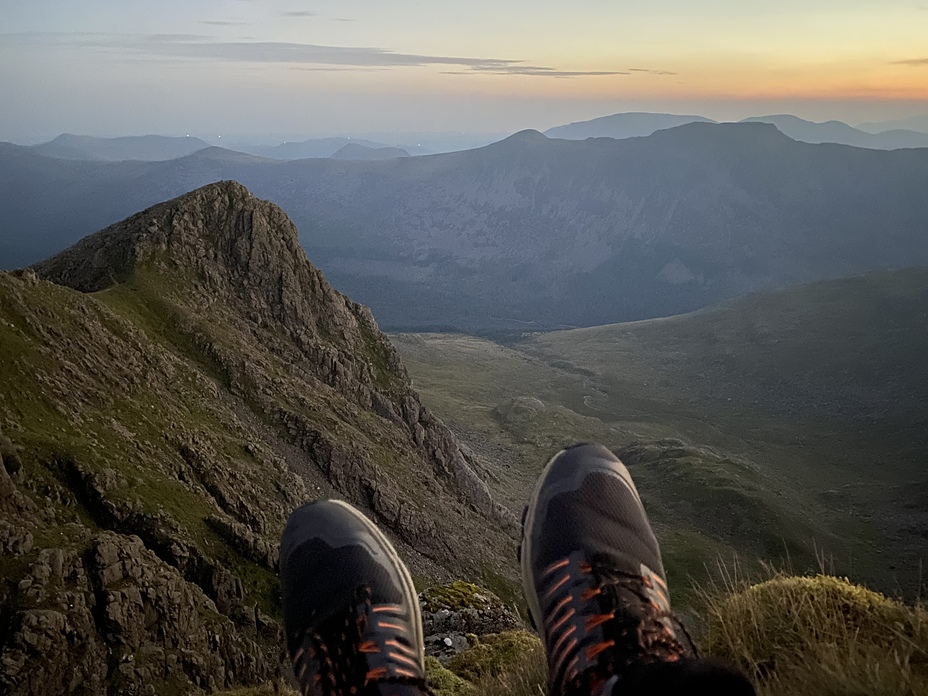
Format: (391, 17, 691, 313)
(4, 122, 928, 330)
(858, 113, 928, 135)
(545, 112, 714, 140)
(332, 142, 411, 160)
(742, 115, 928, 149)
(241, 137, 393, 159)
(30, 133, 211, 161)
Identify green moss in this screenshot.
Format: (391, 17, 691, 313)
(425, 656, 477, 696)
(422, 581, 488, 612)
(446, 631, 543, 683)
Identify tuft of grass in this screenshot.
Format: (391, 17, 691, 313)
(471, 641, 547, 696)
(702, 571, 928, 696)
(425, 656, 477, 696)
(446, 630, 543, 683)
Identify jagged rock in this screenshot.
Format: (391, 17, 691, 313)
(1, 549, 108, 696)
(206, 514, 279, 568)
(0, 532, 279, 696)
(0, 437, 37, 555)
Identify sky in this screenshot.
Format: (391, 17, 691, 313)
(2, 0, 927, 142)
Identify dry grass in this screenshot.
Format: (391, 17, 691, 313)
(472, 644, 547, 696)
(219, 571, 928, 696)
(702, 570, 928, 696)
(440, 571, 928, 696)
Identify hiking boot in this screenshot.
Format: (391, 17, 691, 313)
(280, 499, 431, 696)
(520, 443, 754, 696)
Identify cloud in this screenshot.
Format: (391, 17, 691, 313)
(0, 32, 652, 78)
(892, 57, 928, 66)
(442, 66, 628, 77)
(200, 21, 249, 26)
(282, 11, 318, 17)
(628, 68, 678, 75)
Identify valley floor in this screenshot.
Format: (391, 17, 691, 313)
(393, 326, 928, 605)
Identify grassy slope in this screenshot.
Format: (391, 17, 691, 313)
(0, 270, 287, 612)
(393, 267, 928, 603)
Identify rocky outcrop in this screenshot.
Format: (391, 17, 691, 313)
(419, 582, 523, 663)
(0, 182, 515, 694)
(1, 531, 281, 696)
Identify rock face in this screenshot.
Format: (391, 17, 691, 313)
(0, 182, 515, 695)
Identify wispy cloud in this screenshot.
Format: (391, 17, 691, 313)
(201, 20, 249, 26)
(282, 11, 318, 17)
(0, 32, 653, 78)
(892, 57, 928, 66)
(442, 66, 628, 77)
(628, 68, 678, 75)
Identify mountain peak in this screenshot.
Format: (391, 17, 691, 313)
(34, 180, 274, 290)
(503, 129, 548, 142)
(33, 181, 357, 345)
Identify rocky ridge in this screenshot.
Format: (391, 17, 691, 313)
(0, 182, 515, 695)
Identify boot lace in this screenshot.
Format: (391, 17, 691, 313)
(539, 551, 696, 696)
(291, 585, 434, 696)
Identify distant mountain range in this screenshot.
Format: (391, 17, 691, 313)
(544, 112, 714, 140)
(29, 133, 211, 161)
(858, 113, 928, 135)
(25, 134, 414, 163)
(24, 113, 928, 168)
(3, 122, 928, 330)
(331, 142, 411, 160)
(741, 114, 928, 149)
(544, 112, 928, 149)
(240, 136, 399, 159)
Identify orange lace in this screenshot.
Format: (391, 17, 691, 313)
(290, 588, 431, 695)
(539, 553, 691, 695)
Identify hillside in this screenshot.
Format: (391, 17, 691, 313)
(3, 123, 928, 330)
(393, 267, 928, 600)
(0, 182, 515, 696)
